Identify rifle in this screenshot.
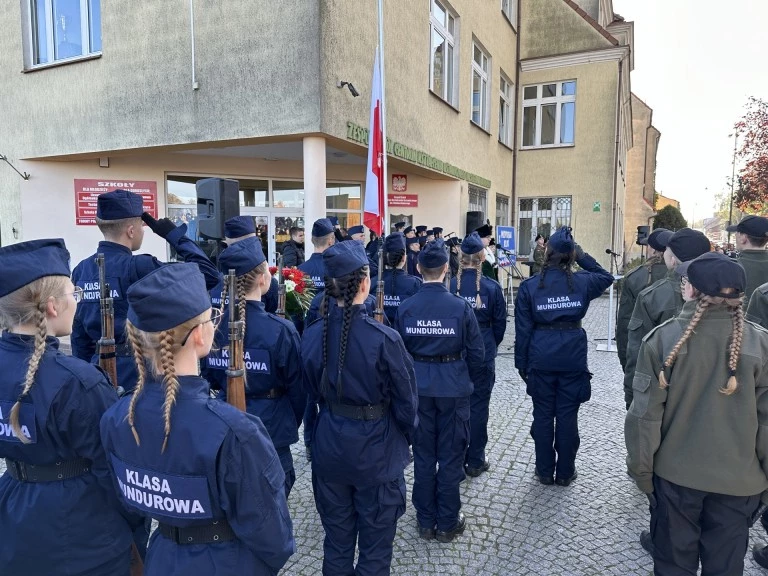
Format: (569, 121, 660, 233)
(225, 270, 246, 412)
(96, 254, 118, 391)
(373, 238, 385, 324)
(275, 253, 286, 319)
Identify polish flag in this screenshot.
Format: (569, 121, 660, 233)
(363, 48, 385, 235)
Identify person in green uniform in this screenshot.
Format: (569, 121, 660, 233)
(726, 215, 768, 306)
(625, 252, 768, 575)
(622, 228, 711, 409)
(748, 282, 768, 327)
(616, 228, 672, 372)
(531, 235, 546, 275)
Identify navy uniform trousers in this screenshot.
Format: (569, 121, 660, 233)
(649, 475, 760, 576)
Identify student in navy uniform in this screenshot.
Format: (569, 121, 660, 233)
(416, 225, 428, 238)
(0, 239, 138, 576)
(515, 227, 613, 486)
(395, 239, 485, 543)
(205, 237, 304, 497)
(447, 237, 461, 278)
(71, 190, 219, 392)
(299, 217, 336, 291)
(393, 221, 406, 233)
(382, 232, 422, 325)
(433, 227, 444, 239)
(302, 241, 418, 575)
(404, 226, 416, 239)
(450, 232, 507, 477)
(406, 236, 422, 278)
(100, 263, 294, 576)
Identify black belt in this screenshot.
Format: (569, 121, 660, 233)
(5, 458, 91, 482)
(328, 401, 389, 421)
(477, 321, 492, 328)
(412, 353, 463, 363)
(249, 388, 285, 400)
(158, 520, 236, 544)
(534, 322, 582, 331)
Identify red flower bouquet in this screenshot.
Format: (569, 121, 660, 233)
(268, 266, 316, 317)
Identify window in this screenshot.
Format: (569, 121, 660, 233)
(468, 185, 488, 221)
(430, 0, 458, 106)
(28, 0, 102, 66)
(521, 81, 576, 148)
(499, 74, 513, 146)
(501, 0, 516, 26)
(496, 194, 510, 227)
(517, 196, 572, 257)
(471, 42, 491, 130)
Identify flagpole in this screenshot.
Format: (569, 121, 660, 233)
(377, 0, 388, 232)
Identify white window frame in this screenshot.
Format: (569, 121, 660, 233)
(499, 73, 513, 146)
(27, 0, 101, 67)
(501, 0, 517, 27)
(496, 194, 510, 227)
(471, 41, 491, 131)
(429, 0, 459, 106)
(468, 185, 488, 221)
(521, 81, 577, 149)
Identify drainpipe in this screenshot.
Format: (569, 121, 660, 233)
(511, 0, 522, 243)
(610, 55, 624, 257)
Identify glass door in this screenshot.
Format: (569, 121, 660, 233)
(273, 214, 305, 266)
(240, 209, 271, 264)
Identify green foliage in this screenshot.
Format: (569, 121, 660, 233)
(735, 97, 768, 215)
(653, 205, 688, 231)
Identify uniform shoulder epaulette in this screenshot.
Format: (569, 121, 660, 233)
(624, 265, 646, 280)
(745, 319, 768, 335)
(205, 398, 261, 443)
(759, 283, 768, 296)
(362, 315, 399, 340)
(637, 276, 668, 299)
(265, 313, 295, 330)
(640, 316, 678, 344)
(54, 354, 112, 391)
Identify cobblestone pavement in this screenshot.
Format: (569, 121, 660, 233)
(3, 297, 767, 574)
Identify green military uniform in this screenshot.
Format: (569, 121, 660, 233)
(625, 300, 768, 498)
(616, 257, 668, 371)
(531, 244, 546, 275)
(739, 249, 768, 308)
(747, 282, 768, 328)
(622, 272, 683, 408)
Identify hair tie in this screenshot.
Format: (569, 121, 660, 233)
(729, 369, 737, 378)
(16, 394, 24, 403)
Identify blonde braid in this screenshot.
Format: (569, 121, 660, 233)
(9, 305, 47, 443)
(125, 321, 147, 446)
(158, 330, 180, 454)
(456, 257, 464, 292)
(659, 299, 710, 389)
(219, 281, 229, 319)
(474, 259, 483, 308)
(722, 301, 744, 395)
(236, 276, 249, 386)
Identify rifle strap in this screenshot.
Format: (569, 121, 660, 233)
(99, 351, 117, 360)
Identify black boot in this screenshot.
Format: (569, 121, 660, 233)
(436, 514, 466, 543)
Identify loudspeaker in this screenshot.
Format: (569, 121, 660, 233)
(196, 178, 240, 240)
(636, 225, 650, 246)
(466, 211, 484, 235)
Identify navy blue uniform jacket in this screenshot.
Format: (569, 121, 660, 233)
(301, 305, 418, 487)
(206, 301, 304, 449)
(450, 272, 507, 361)
(210, 276, 279, 314)
(395, 283, 485, 397)
(298, 253, 326, 291)
(305, 291, 386, 326)
(514, 253, 613, 374)
(0, 333, 136, 575)
(71, 226, 219, 389)
(100, 376, 294, 576)
(382, 268, 422, 325)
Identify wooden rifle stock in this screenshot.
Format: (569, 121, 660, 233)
(96, 254, 119, 391)
(373, 238, 385, 324)
(225, 270, 247, 412)
(275, 253, 286, 319)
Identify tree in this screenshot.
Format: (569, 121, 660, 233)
(167, 192, 185, 205)
(734, 97, 768, 214)
(653, 205, 688, 231)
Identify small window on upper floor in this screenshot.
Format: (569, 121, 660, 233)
(501, 0, 516, 26)
(27, 0, 101, 67)
(499, 73, 513, 146)
(521, 81, 576, 149)
(471, 41, 491, 131)
(430, 0, 459, 107)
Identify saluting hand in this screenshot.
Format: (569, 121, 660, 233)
(142, 213, 178, 239)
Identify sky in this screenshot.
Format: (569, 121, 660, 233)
(612, 0, 768, 223)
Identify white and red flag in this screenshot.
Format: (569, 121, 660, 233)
(363, 48, 385, 235)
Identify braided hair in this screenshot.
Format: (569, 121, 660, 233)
(456, 251, 483, 308)
(642, 254, 663, 288)
(321, 266, 369, 400)
(538, 246, 576, 293)
(658, 293, 744, 395)
(0, 276, 69, 443)
(385, 250, 405, 296)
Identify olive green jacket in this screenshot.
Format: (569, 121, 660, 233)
(739, 250, 768, 309)
(616, 258, 668, 370)
(748, 283, 768, 328)
(531, 245, 546, 275)
(625, 301, 768, 499)
(622, 272, 683, 408)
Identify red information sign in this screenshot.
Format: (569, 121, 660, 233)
(75, 179, 158, 225)
(388, 194, 418, 207)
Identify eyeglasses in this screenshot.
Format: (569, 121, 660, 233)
(57, 286, 84, 303)
(180, 308, 223, 347)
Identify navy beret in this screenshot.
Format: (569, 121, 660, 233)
(96, 190, 144, 221)
(224, 216, 256, 239)
(676, 252, 746, 298)
(323, 241, 369, 277)
(394, 222, 406, 229)
(328, 216, 339, 226)
(726, 215, 768, 237)
(403, 226, 414, 235)
(433, 227, 444, 234)
(418, 239, 448, 268)
(461, 232, 484, 255)
(418, 236, 427, 247)
(667, 228, 711, 263)
(0, 239, 71, 298)
(446, 237, 461, 248)
(312, 218, 334, 237)
(384, 233, 406, 253)
(549, 227, 575, 253)
(474, 224, 493, 238)
(127, 263, 211, 332)
(348, 225, 364, 236)
(416, 225, 428, 233)
(218, 236, 266, 277)
(426, 229, 434, 236)
(648, 228, 673, 252)
(406, 236, 420, 246)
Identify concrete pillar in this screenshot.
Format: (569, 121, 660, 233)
(303, 136, 327, 262)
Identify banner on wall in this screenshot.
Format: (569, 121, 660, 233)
(75, 179, 158, 225)
(388, 194, 418, 207)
